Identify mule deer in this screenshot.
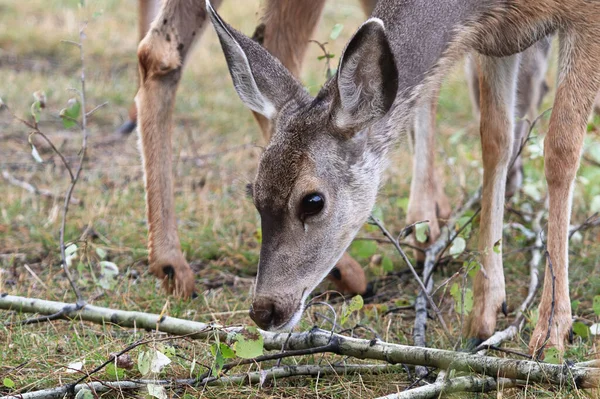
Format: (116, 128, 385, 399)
(133, 0, 553, 301)
(135, 0, 382, 298)
(206, 0, 600, 354)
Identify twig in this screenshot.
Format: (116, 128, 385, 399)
(58, 24, 92, 305)
(368, 216, 452, 342)
(0, 364, 400, 399)
(2, 294, 599, 387)
(569, 212, 600, 239)
(376, 375, 524, 399)
(2, 170, 80, 205)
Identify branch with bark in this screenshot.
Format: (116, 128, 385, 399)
(2, 294, 599, 389)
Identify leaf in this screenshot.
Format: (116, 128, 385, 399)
(381, 256, 394, 272)
(317, 54, 335, 60)
(65, 244, 78, 257)
(150, 350, 171, 373)
(66, 360, 84, 373)
(210, 343, 225, 377)
(105, 363, 125, 379)
(415, 222, 429, 244)
(493, 239, 502, 254)
(591, 195, 600, 214)
(3, 378, 15, 389)
(593, 295, 600, 317)
(571, 300, 580, 315)
(147, 384, 167, 399)
(98, 261, 119, 290)
(544, 347, 560, 364)
(137, 350, 151, 376)
(449, 237, 466, 258)
(31, 144, 43, 163)
(572, 321, 590, 339)
(233, 326, 264, 359)
(341, 295, 364, 324)
(329, 23, 344, 40)
(449, 283, 473, 315)
(30, 100, 41, 123)
(350, 240, 377, 259)
(95, 247, 107, 259)
(590, 323, 600, 335)
(75, 388, 94, 399)
(60, 98, 81, 129)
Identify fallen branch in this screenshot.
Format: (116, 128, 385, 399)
(0, 364, 398, 399)
(2, 294, 599, 388)
(376, 375, 524, 399)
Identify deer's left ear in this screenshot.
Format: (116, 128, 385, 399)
(331, 18, 398, 132)
(206, 0, 306, 119)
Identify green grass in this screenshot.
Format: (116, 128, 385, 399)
(2, 0, 600, 398)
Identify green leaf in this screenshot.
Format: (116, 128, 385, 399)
(381, 256, 394, 272)
(544, 347, 560, 364)
(30, 100, 41, 123)
(254, 228, 262, 244)
(329, 23, 344, 40)
(147, 384, 167, 399)
(415, 222, 429, 244)
(210, 343, 225, 376)
(449, 237, 466, 258)
(105, 363, 125, 379)
(572, 321, 590, 339)
(449, 283, 473, 315)
(571, 300, 580, 315)
(60, 98, 81, 129)
(137, 350, 151, 376)
(593, 295, 600, 317)
(317, 53, 335, 60)
(75, 388, 94, 399)
(3, 378, 15, 389)
(95, 247, 107, 259)
(466, 260, 480, 279)
(341, 295, 364, 324)
(233, 327, 264, 359)
(350, 240, 377, 259)
(493, 239, 502, 254)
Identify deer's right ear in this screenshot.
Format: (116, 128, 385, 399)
(206, 1, 304, 119)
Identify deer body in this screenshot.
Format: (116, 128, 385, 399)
(208, 0, 600, 353)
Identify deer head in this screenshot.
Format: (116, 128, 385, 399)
(207, 1, 398, 330)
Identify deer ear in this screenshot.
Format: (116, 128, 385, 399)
(331, 18, 398, 131)
(206, 0, 305, 119)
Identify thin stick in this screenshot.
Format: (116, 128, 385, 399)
(369, 216, 452, 341)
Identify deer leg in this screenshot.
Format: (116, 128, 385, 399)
(406, 91, 451, 262)
(136, 0, 222, 297)
(506, 38, 551, 198)
(466, 54, 519, 341)
(529, 33, 600, 355)
(118, 0, 162, 135)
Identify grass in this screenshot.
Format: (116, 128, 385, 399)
(1, 0, 600, 397)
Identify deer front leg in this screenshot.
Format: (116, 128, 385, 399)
(136, 0, 222, 297)
(529, 34, 600, 356)
(406, 94, 451, 262)
(466, 54, 519, 342)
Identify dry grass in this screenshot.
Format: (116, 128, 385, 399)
(1, 0, 600, 398)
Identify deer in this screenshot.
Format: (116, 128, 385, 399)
(204, 0, 600, 355)
(133, 0, 552, 302)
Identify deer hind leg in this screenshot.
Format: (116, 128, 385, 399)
(465, 38, 551, 198)
(507, 37, 551, 198)
(118, 0, 162, 135)
(529, 32, 600, 356)
(252, 0, 327, 140)
(406, 90, 451, 262)
(466, 54, 520, 342)
(136, 0, 223, 298)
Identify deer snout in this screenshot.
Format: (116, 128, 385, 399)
(249, 296, 297, 331)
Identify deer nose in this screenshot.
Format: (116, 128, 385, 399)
(249, 297, 278, 330)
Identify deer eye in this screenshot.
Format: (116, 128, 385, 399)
(300, 193, 325, 221)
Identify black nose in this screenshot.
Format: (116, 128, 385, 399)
(249, 297, 277, 330)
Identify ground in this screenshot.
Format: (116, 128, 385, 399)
(1, 0, 600, 398)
